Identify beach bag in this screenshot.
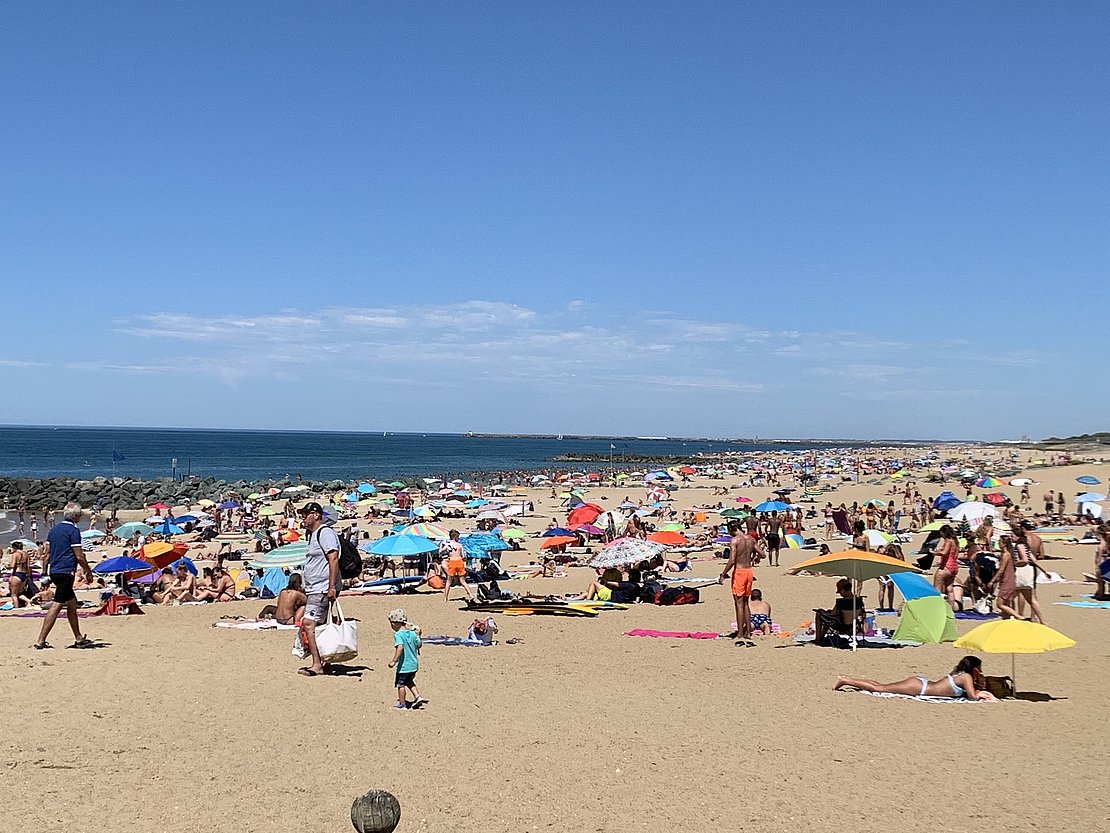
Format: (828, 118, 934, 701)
(1014, 564, 1035, 590)
(655, 586, 700, 606)
(292, 600, 359, 663)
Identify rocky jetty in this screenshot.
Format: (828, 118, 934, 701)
(0, 476, 352, 510)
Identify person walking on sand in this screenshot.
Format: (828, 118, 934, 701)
(387, 608, 424, 710)
(34, 503, 95, 650)
(719, 521, 761, 643)
(297, 502, 340, 677)
(442, 529, 473, 602)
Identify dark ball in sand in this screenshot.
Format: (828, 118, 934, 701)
(350, 790, 401, 833)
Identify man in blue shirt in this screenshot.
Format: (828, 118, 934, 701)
(34, 502, 95, 650)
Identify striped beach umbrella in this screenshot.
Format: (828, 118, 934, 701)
(399, 522, 450, 540)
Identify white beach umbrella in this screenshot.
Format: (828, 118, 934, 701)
(947, 502, 998, 524)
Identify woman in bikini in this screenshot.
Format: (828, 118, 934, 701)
(162, 564, 197, 604)
(259, 573, 306, 624)
(834, 655, 997, 700)
(7, 542, 32, 608)
(932, 524, 960, 607)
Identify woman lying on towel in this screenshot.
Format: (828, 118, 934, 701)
(833, 656, 998, 700)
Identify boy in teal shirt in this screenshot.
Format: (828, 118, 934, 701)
(387, 608, 424, 709)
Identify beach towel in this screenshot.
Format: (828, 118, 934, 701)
(657, 576, 719, 586)
(214, 620, 298, 630)
(954, 610, 1000, 620)
(849, 690, 983, 704)
(793, 634, 921, 648)
(624, 629, 720, 639)
(1053, 600, 1110, 609)
(421, 635, 494, 646)
(92, 595, 144, 616)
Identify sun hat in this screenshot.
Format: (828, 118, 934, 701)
(388, 608, 408, 624)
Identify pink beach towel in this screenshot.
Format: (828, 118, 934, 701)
(624, 629, 720, 639)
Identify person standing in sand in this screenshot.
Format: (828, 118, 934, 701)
(33, 503, 95, 650)
(442, 529, 474, 602)
(719, 521, 761, 642)
(298, 501, 340, 677)
(7, 541, 32, 608)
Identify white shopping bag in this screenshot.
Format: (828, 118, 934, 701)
(292, 599, 358, 663)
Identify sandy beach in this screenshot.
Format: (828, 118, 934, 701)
(3, 446, 1107, 833)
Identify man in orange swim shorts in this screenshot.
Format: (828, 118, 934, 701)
(719, 521, 762, 641)
(442, 529, 474, 603)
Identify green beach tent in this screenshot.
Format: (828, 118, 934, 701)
(889, 572, 958, 644)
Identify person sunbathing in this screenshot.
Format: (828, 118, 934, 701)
(194, 567, 236, 602)
(748, 588, 773, 635)
(834, 655, 998, 700)
(150, 568, 175, 604)
(162, 565, 196, 604)
(259, 573, 306, 624)
(571, 567, 623, 601)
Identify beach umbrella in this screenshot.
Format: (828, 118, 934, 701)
(247, 492, 262, 500)
(540, 535, 578, 550)
(476, 510, 506, 522)
(754, 500, 789, 513)
(148, 503, 170, 511)
(734, 497, 752, 503)
(459, 533, 510, 559)
(168, 556, 198, 575)
(113, 522, 155, 538)
(863, 530, 893, 548)
(976, 477, 1003, 488)
(500, 528, 526, 540)
(983, 492, 1009, 506)
(932, 491, 961, 512)
(137, 541, 189, 566)
(567, 504, 603, 526)
(399, 522, 450, 540)
(365, 534, 438, 557)
(919, 521, 945, 532)
(217, 501, 241, 510)
(647, 531, 689, 546)
(787, 550, 921, 649)
(589, 537, 668, 569)
(543, 527, 575, 537)
(1076, 476, 1100, 486)
(574, 523, 605, 536)
(93, 555, 153, 574)
(248, 543, 308, 569)
(81, 528, 107, 540)
(158, 521, 185, 536)
(784, 533, 807, 549)
(862, 499, 886, 508)
(466, 499, 488, 508)
(953, 620, 1075, 693)
(717, 508, 748, 519)
(947, 502, 998, 524)
(888, 573, 957, 644)
(357, 482, 376, 494)
(1075, 492, 1106, 503)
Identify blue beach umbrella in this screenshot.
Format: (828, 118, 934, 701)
(1076, 476, 1101, 486)
(169, 556, 199, 575)
(217, 501, 240, 510)
(933, 491, 961, 512)
(93, 555, 154, 574)
(543, 527, 575, 537)
(459, 533, 510, 559)
(1075, 492, 1106, 503)
(364, 534, 438, 557)
(357, 482, 377, 494)
(81, 528, 107, 540)
(753, 500, 790, 512)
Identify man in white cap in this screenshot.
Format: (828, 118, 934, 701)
(297, 502, 340, 676)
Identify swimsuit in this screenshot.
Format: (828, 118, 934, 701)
(947, 674, 967, 698)
(12, 571, 28, 582)
(749, 612, 771, 629)
(730, 567, 754, 597)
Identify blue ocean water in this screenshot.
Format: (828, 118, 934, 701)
(0, 425, 866, 482)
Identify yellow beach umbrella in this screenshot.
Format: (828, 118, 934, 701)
(786, 549, 921, 582)
(954, 619, 1075, 693)
(787, 550, 921, 650)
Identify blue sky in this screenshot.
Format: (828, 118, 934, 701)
(1, 3, 1106, 439)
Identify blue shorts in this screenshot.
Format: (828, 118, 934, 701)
(394, 671, 417, 689)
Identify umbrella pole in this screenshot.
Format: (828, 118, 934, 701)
(1012, 654, 1017, 697)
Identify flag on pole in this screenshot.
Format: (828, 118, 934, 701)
(112, 450, 125, 462)
(610, 444, 616, 449)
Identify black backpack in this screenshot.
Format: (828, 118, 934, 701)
(316, 527, 363, 580)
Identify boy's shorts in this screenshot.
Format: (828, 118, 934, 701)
(394, 671, 417, 688)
